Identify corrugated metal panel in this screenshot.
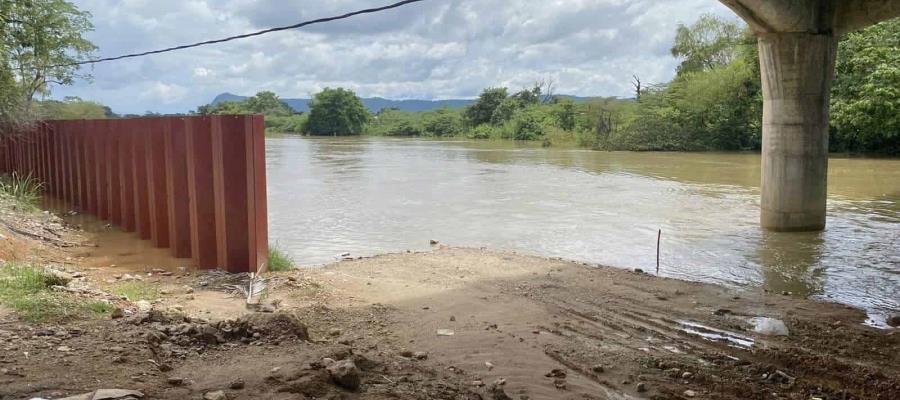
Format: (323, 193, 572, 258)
(0, 116, 269, 273)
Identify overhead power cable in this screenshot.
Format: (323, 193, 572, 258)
(51, 0, 430, 68)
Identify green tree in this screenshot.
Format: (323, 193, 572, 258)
(464, 87, 508, 126)
(1, 0, 96, 107)
(511, 87, 540, 105)
(197, 91, 293, 116)
(0, 0, 95, 130)
(244, 91, 293, 116)
(671, 14, 745, 75)
(831, 18, 900, 153)
(509, 107, 545, 141)
(305, 88, 369, 136)
(490, 97, 522, 125)
(423, 109, 462, 137)
(36, 96, 107, 119)
(552, 99, 576, 131)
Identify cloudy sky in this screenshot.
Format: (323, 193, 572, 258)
(53, 0, 739, 114)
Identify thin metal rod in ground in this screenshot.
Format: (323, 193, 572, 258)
(656, 229, 661, 275)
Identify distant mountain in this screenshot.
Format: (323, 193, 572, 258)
(211, 92, 598, 113)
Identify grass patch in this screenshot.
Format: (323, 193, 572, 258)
(0, 172, 44, 210)
(110, 281, 159, 302)
(267, 245, 295, 272)
(0, 264, 112, 322)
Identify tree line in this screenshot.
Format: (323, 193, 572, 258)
(200, 15, 899, 154)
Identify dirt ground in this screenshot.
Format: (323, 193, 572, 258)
(0, 207, 898, 400)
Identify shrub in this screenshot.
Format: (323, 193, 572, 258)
(267, 245, 295, 272)
(0, 172, 44, 210)
(424, 109, 463, 137)
(510, 108, 545, 140)
(467, 124, 495, 139)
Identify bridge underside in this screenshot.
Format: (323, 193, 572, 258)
(719, 0, 900, 231)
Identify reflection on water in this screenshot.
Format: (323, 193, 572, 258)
(266, 137, 900, 318)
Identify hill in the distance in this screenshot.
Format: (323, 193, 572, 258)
(211, 92, 596, 113)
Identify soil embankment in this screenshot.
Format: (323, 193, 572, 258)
(0, 206, 898, 399)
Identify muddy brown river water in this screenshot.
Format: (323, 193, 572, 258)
(265, 136, 899, 323)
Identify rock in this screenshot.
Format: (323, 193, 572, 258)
(430, 239, 439, 245)
(751, 317, 790, 336)
(195, 325, 224, 345)
(485, 361, 494, 370)
(545, 369, 567, 379)
(436, 329, 455, 336)
(664, 368, 681, 378)
(682, 371, 693, 379)
(135, 301, 152, 313)
(887, 314, 900, 328)
(57, 346, 73, 352)
(166, 377, 184, 386)
(43, 268, 74, 285)
(203, 391, 228, 400)
(328, 328, 342, 337)
(683, 389, 697, 398)
(636, 382, 647, 392)
(490, 382, 512, 400)
(413, 351, 428, 360)
(145, 330, 168, 345)
(229, 380, 245, 390)
(59, 389, 145, 400)
(183, 286, 194, 294)
(400, 350, 414, 358)
(591, 364, 605, 373)
(110, 307, 125, 319)
(326, 360, 360, 391)
(449, 315, 456, 322)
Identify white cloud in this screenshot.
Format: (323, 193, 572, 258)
(143, 81, 188, 104)
(193, 67, 212, 78)
(52, 0, 740, 114)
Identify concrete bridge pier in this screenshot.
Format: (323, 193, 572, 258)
(720, 0, 900, 231)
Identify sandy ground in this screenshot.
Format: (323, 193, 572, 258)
(0, 208, 899, 400)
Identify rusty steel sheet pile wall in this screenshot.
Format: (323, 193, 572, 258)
(0, 115, 268, 273)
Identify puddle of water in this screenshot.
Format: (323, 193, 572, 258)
(42, 197, 194, 276)
(676, 320, 755, 349)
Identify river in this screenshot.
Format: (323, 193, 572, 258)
(265, 136, 900, 323)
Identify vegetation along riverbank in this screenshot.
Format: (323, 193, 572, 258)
(188, 15, 900, 155)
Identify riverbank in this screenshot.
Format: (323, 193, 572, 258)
(0, 203, 898, 399)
